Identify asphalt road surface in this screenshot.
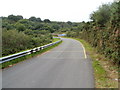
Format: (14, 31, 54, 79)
(2, 38, 94, 88)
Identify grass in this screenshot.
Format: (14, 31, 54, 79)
(52, 38, 60, 42)
(1, 40, 62, 69)
(66, 37, 118, 88)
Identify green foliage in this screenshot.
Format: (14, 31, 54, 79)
(15, 22, 26, 31)
(8, 15, 23, 22)
(52, 24, 60, 31)
(44, 19, 51, 23)
(67, 1, 120, 65)
(90, 4, 111, 26)
(2, 28, 53, 56)
(110, 1, 120, 28)
(2, 15, 54, 56)
(67, 21, 72, 25)
(2, 30, 32, 56)
(29, 16, 42, 22)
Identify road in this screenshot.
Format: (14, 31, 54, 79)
(2, 38, 94, 88)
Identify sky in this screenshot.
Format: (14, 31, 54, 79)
(1, 0, 114, 22)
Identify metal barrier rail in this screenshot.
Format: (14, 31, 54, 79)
(0, 40, 62, 64)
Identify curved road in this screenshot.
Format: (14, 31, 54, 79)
(3, 38, 94, 88)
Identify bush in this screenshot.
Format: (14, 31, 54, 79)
(2, 30, 32, 56)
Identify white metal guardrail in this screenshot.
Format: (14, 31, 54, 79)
(0, 39, 62, 64)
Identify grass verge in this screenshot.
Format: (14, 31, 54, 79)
(1, 40, 62, 69)
(52, 38, 60, 42)
(67, 37, 118, 88)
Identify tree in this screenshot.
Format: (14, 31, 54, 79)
(29, 16, 36, 22)
(67, 21, 72, 25)
(44, 19, 51, 23)
(2, 30, 32, 56)
(90, 4, 111, 26)
(110, 1, 120, 28)
(36, 18, 42, 22)
(34, 24, 44, 30)
(8, 15, 23, 22)
(29, 17, 42, 22)
(52, 24, 60, 31)
(15, 22, 26, 31)
(42, 25, 53, 33)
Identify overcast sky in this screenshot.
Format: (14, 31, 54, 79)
(1, 0, 114, 22)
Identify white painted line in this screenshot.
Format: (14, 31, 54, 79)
(79, 42, 87, 59)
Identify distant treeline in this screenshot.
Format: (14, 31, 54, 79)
(67, 1, 120, 64)
(2, 15, 74, 56)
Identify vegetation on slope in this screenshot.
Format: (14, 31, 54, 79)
(2, 15, 73, 56)
(66, 1, 120, 65)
